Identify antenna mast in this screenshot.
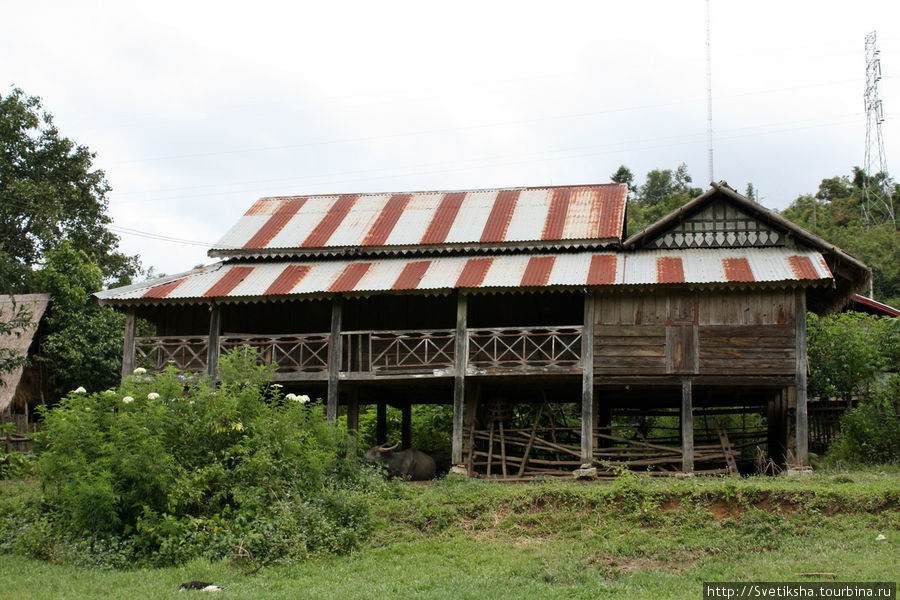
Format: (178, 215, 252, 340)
(705, 0, 714, 183)
(862, 31, 895, 227)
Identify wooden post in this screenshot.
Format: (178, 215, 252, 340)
(795, 291, 809, 466)
(346, 388, 359, 457)
(581, 291, 595, 464)
(767, 390, 787, 464)
(120, 307, 136, 381)
(346, 388, 359, 435)
(376, 402, 387, 445)
(452, 293, 468, 465)
(327, 297, 342, 423)
(401, 403, 412, 449)
(206, 303, 221, 380)
(681, 378, 694, 473)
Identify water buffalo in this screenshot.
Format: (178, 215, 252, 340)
(364, 443, 436, 481)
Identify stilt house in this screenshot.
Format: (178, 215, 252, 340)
(96, 182, 870, 477)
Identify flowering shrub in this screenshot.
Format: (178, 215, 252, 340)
(34, 346, 376, 567)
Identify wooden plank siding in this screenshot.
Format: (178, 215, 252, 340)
(593, 289, 799, 379)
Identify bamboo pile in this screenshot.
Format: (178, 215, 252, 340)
(462, 405, 766, 479)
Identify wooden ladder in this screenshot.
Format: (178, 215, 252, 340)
(715, 422, 740, 478)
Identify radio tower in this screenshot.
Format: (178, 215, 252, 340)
(862, 31, 895, 227)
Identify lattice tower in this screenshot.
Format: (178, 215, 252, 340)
(862, 31, 895, 226)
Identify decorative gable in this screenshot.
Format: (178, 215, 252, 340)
(645, 199, 783, 250)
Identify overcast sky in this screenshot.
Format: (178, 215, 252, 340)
(3, 1, 899, 278)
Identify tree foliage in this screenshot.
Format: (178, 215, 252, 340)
(808, 311, 900, 465)
(618, 163, 702, 235)
(781, 169, 900, 306)
(807, 311, 900, 402)
(31, 242, 127, 395)
(0, 87, 139, 292)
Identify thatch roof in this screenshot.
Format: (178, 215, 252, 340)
(0, 294, 50, 413)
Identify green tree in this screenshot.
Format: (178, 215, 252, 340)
(781, 169, 900, 306)
(624, 163, 702, 235)
(0, 87, 139, 292)
(31, 242, 127, 395)
(610, 165, 635, 200)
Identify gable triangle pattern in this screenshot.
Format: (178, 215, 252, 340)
(646, 199, 783, 249)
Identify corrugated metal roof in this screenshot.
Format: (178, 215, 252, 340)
(96, 248, 833, 305)
(209, 184, 627, 258)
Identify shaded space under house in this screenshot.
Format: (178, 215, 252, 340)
(96, 182, 871, 478)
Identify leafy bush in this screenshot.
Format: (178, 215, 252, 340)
(828, 377, 900, 465)
(807, 312, 900, 401)
(33, 347, 376, 567)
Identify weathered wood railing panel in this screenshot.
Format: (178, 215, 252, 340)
(135, 336, 209, 373)
(219, 334, 330, 373)
(468, 326, 582, 371)
(132, 326, 585, 377)
(342, 330, 455, 374)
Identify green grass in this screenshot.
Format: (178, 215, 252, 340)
(1, 470, 898, 599)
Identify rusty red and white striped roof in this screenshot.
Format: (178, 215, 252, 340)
(210, 184, 627, 257)
(96, 248, 833, 304)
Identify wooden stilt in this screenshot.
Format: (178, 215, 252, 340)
(346, 389, 359, 435)
(376, 402, 387, 445)
(327, 297, 342, 422)
(401, 403, 412, 449)
(121, 307, 136, 382)
(206, 303, 221, 380)
(581, 291, 595, 464)
(486, 419, 495, 477)
(681, 378, 694, 473)
(795, 291, 809, 466)
(499, 420, 507, 477)
(452, 293, 468, 465)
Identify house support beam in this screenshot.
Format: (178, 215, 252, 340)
(376, 402, 387, 445)
(580, 291, 595, 465)
(452, 293, 468, 465)
(401, 403, 412, 449)
(206, 303, 221, 380)
(346, 388, 359, 457)
(346, 388, 359, 435)
(767, 390, 787, 465)
(120, 307, 136, 382)
(795, 291, 809, 466)
(327, 297, 342, 422)
(681, 378, 694, 473)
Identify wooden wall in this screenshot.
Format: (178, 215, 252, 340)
(593, 288, 798, 379)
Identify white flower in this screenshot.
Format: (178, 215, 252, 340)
(271, 383, 283, 389)
(122, 396, 134, 404)
(73, 386, 87, 394)
(285, 393, 298, 402)
(147, 392, 160, 400)
(299, 395, 311, 404)
(132, 367, 147, 375)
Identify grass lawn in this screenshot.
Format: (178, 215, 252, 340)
(1, 471, 897, 599)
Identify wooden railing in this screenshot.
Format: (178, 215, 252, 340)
(220, 333, 330, 373)
(135, 336, 208, 373)
(468, 327, 582, 370)
(342, 330, 455, 374)
(131, 326, 583, 377)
